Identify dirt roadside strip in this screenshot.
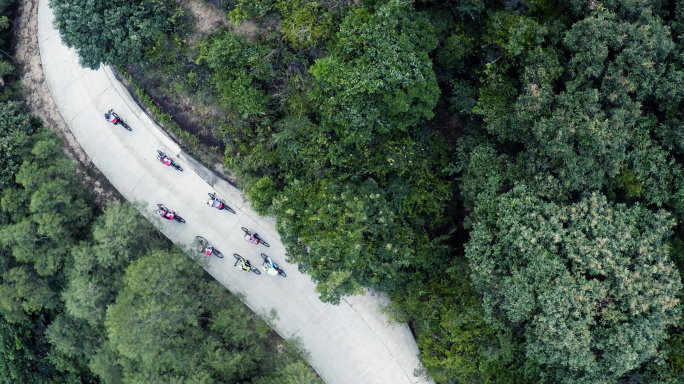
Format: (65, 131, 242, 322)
(35, 0, 429, 383)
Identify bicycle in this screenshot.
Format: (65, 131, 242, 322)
(194, 236, 223, 258)
(233, 253, 261, 275)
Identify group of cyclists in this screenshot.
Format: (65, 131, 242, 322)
(155, 156, 277, 275)
(197, 221, 278, 275)
(107, 108, 281, 276)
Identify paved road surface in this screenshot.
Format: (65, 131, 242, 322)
(37, 1, 427, 383)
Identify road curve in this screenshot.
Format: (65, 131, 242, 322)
(37, 1, 427, 383)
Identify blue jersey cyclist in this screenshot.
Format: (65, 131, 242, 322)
(104, 109, 119, 124)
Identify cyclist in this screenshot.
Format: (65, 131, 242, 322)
(158, 207, 175, 220)
(235, 257, 251, 272)
(207, 199, 223, 209)
(104, 109, 119, 125)
(203, 246, 214, 256)
(157, 154, 173, 166)
(245, 234, 259, 244)
(263, 260, 279, 276)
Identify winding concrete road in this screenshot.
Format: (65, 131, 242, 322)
(37, 1, 426, 383)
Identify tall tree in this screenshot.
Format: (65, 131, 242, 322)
(261, 0, 454, 303)
(0, 102, 41, 191)
(0, 102, 96, 382)
(50, 0, 180, 69)
(104, 249, 321, 383)
(310, 0, 440, 145)
(466, 184, 682, 383)
(195, 31, 272, 119)
(0, 104, 92, 324)
(62, 202, 166, 325)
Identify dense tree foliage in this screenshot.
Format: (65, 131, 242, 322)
(254, 0, 454, 301)
(0, 102, 42, 198)
(309, 1, 440, 139)
(49, 0, 684, 380)
(0, 315, 61, 383)
(0, 102, 96, 382)
(0, 0, 23, 102)
(0, 104, 91, 325)
(50, 0, 183, 69)
(385, 260, 526, 383)
(468, 186, 682, 382)
(196, 31, 272, 118)
(106, 249, 321, 383)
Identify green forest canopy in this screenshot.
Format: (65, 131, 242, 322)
(0, 100, 321, 383)
(48, 0, 684, 381)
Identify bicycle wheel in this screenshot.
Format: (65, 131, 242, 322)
(208, 193, 216, 200)
(260, 253, 269, 263)
(213, 249, 224, 258)
(277, 268, 286, 277)
(176, 216, 186, 223)
(121, 122, 132, 131)
(233, 253, 242, 261)
(157, 204, 165, 210)
(251, 266, 262, 275)
(223, 205, 236, 214)
(259, 239, 270, 247)
(157, 150, 164, 157)
(241, 227, 250, 234)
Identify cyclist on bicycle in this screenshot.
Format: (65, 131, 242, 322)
(245, 234, 259, 244)
(158, 206, 175, 220)
(263, 261, 279, 275)
(104, 109, 119, 125)
(157, 154, 173, 166)
(207, 199, 223, 209)
(236, 258, 251, 272)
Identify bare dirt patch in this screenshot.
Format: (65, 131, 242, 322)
(232, 18, 259, 36)
(429, 110, 463, 143)
(14, 0, 121, 205)
(181, 0, 258, 44)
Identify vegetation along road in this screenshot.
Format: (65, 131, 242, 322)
(12, 0, 684, 381)
(37, 0, 426, 383)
